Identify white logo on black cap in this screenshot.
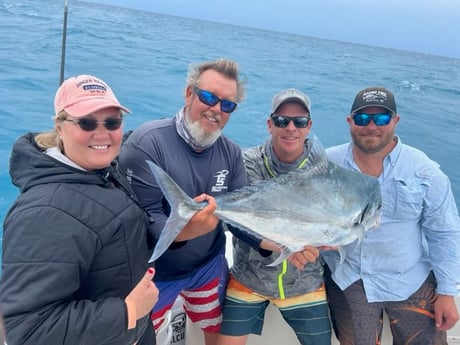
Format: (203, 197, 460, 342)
(362, 90, 388, 103)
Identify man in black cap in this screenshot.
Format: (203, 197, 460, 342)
(323, 86, 460, 345)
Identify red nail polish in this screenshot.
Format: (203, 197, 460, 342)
(148, 268, 154, 274)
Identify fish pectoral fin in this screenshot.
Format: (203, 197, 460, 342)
(266, 247, 291, 267)
(338, 246, 346, 264)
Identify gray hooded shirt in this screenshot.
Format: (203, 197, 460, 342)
(230, 138, 324, 298)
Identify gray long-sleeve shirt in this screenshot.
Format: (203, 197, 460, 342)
(230, 138, 325, 298)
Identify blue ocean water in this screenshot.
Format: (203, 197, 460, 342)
(1, 0, 460, 243)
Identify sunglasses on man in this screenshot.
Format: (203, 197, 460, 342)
(271, 115, 310, 128)
(352, 113, 394, 126)
(193, 86, 238, 113)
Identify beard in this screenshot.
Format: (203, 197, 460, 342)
(184, 111, 222, 147)
(351, 129, 395, 154)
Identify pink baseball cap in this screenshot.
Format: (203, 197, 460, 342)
(54, 74, 131, 117)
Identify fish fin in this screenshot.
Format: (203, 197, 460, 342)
(305, 132, 328, 167)
(283, 133, 329, 178)
(351, 224, 366, 248)
(338, 246, 346, 264)
(337, 225, 366, 263)
(146, 160, 201, 262)
(266, 246, 292, 267)
(148, 211, 190, 263)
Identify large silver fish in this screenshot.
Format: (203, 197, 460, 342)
(146, 135, 382, 264)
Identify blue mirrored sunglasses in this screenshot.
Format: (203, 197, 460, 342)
(62, 117, 123, 131)
(271, 115, 310, 128)
(193, 86, 238, 113)
(352, 113, 393, 126)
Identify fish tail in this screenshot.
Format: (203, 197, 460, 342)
(146, 160, 200, 262)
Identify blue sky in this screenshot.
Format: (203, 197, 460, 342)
(85, 0, 460, 59)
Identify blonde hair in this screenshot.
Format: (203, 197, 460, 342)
(34, 111, 66, 150)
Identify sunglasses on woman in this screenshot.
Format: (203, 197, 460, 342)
(352, 113, 394, 126)
(271, 115, 310, 128)
(193, 86, 238, 113)
(62, 117, 123, 131)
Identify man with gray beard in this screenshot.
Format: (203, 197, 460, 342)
(118, 58, 263, 345)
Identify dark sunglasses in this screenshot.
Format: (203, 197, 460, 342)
(62, 117, 123, 131)
(271, 115, 310, 128)
(193, 86, 238, 113)
(352, 113, 393, 126)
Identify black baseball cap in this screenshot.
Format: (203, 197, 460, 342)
(350, 86, 397, 114)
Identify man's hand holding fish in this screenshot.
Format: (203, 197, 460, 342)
(175, 193, 219, 242)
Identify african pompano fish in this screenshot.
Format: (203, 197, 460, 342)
(146, 135, 382, 265)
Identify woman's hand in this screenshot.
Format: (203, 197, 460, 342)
(124, 268, 159, 329)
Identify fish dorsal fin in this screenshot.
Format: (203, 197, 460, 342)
(301, 132, 329, 173)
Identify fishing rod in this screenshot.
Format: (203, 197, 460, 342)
(59, 0, 69, 85)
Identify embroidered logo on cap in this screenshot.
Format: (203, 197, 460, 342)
(362, 90, 388, 104)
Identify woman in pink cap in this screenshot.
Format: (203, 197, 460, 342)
(0, 75, 158, 345)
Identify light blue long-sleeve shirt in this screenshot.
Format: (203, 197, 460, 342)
(322, 136, 460, 302)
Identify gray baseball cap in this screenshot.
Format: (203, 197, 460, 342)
(270, 88, 311, 115)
